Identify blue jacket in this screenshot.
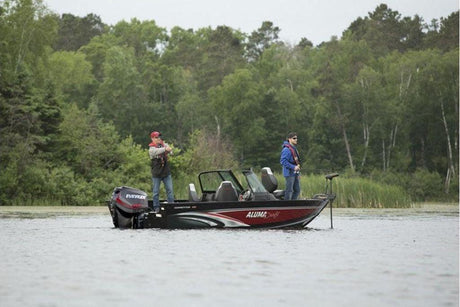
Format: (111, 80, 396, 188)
(280, 141, 300, 177)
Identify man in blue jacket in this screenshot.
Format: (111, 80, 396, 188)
(280, 132, 301, 200)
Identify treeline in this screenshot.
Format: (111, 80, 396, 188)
(0, 0, 458, 205)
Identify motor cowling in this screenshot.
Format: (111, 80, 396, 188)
(111, 186, 149, 213)
(109, 186, 149, 228)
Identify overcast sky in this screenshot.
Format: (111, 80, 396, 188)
(44, 0, 458, 45)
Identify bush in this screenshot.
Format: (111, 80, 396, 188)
(408, 168, 443, 201)
(170, 129, 239, 177)
(369, 168, 457, 202)
(370, 169, 410, 189)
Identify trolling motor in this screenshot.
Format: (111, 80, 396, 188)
(324, 173, 339, 229)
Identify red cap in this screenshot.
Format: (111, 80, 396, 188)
(150, 131, 161, 138)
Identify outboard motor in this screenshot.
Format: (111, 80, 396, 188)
(108, 186, 150, 229)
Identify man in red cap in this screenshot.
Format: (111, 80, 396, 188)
(149, 131, 174, 212)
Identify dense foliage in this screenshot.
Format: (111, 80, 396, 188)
(0, 0, 458, 205)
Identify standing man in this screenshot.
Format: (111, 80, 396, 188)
(280, 132, 301, 200)
(149, 131, 174, 213)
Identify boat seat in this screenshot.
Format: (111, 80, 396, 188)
(187, 183, 200, 202)
(215, 181, 238, 202)
(261, 167, 285, 199)
(201, 192, 215, 201)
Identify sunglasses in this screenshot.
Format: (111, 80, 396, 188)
(291, 137, 297, 140)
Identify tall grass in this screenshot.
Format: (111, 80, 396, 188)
(333, 177, 411, 208)
(282, 173, 412, 208)
(169, 171, 412, 208)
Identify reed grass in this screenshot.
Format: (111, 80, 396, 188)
(333, 177, 411, 208)
(280, 173, 412, 208)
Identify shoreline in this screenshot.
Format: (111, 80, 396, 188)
(0, 206, 107, 218)
(0, 203, 457, 218)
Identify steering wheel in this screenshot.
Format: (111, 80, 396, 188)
(239, 189, 254, 201)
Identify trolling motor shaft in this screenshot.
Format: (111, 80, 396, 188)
(325, 173, 339, 229)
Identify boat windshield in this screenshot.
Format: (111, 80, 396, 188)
(243, 171, 268, 193)
(198, 170, 244, 194)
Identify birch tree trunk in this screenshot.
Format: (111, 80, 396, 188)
(440, 100, 455, 193)
(382, 140, 386, 171)
(214, 115, 221, 151)
(386, 124, 398, 170)
(361, 123, 370, 168)
(335, 101, 355, 172)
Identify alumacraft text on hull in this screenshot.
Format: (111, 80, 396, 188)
(108, 167, 338, 229)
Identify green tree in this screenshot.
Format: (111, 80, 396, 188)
(251, 44, 316, 169)
(208, 68, 265, 166)
(345, 4, 425, 55)
(424, 11, 459, 51)
(47, 51, 95, 108)
(162, 26, 207, 70)
(173, 69, 204, 144)
(0, 0, 58, 80)
(246, 21, 281, 62)
(0, 0, 62, 204)
(54, 13, 106, 51)
(95, 45, 151, 143)
(79, 33, 122, 82)
(196, 26, 246, 93)
(312, 39, 373, 172)
(111, 18, 167, 58)
(351, 65, 383, 171)
(52, 103, 151, 204)
(56, 103, 117, 178)
(405, 49, 459, 193)
(436, 11, 459, 51)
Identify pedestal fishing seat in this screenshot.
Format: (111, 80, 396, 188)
(261, 167, 285, 199)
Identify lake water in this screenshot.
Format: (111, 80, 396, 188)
(0, 206, 458, 307)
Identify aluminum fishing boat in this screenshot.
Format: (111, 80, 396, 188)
(108, 167, 338, 229)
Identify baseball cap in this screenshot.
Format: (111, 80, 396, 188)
(150, 131, 161, 138)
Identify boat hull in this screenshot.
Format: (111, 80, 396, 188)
(141, 197, 330, 229)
